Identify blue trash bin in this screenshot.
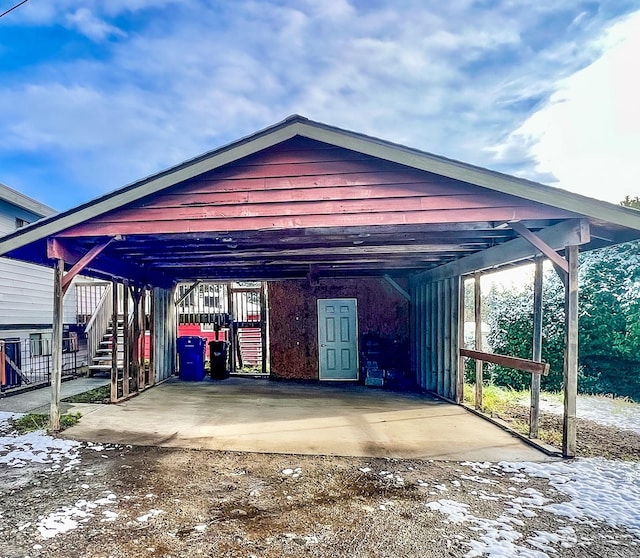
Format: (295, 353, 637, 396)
(176, 336, 206, 381)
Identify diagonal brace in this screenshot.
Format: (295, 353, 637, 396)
(60, 239, 116, 295)
(508, 221, 569, 276)
(384, 275, 410, 301)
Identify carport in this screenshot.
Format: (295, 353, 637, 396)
(1, 115, 639, 458)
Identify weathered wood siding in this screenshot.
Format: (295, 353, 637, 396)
(411, 276, 462, 401)
(152, 287, 176, 382)
(0, 200, 77, 329)
(59, 138, 575, 237)
(268, 278, 409, 381)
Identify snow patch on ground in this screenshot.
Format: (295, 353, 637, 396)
(426, 496, 555, 557)
(500, 459, 640, 537)
(533, 395, 640, 434)
(0, 413, 81, 471)
(37, 495, 118, 539)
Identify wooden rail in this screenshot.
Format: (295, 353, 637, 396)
(85, 283, 113, 374)
(460, 349, 549, 376)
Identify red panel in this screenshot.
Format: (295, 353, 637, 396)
(132, 182, 482, 208)
(87, 195, 538, 224)
(56, 138, 577, 239)
(197, 157, 398, 181)
(59, 206, 575, 237)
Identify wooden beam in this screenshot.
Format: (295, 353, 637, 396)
(413, 284, 421, 388)
(530, 256, 543, 438)
(47, 238, 77, 261)
(111, 281, 119, 403)
(429, 283, 437, 391)
(138, 243, 479, 260)
(47, 237, 157, 288)
(61, 239, 116, 295)
(436, 281, 444, 396)
(49, 259, 64, 432)
(563, 246, 579, 458)
(58, 205, 574, 237)
(508, 221, 569, 273)
(412, 219, 590, 283)
(474, 273, 483, 411)
(137, 287, 146, 389)
(443, 278, 452, 399)
(460, 349, 550, 376)
(149, 288, 155, 386)
(122, 282, 130, 399)
(261, 282, 269, 375)
(384, 275, 410, 301)
(456, 278, 465, 403)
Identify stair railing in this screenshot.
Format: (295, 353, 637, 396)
(85, 283, 113, 367)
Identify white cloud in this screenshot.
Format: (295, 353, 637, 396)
(65, 8, 126, 41)
(494, 11, 640, 203)
(0, 1, 638, 209)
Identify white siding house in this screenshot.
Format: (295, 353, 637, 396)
(0, 184, 78, 347)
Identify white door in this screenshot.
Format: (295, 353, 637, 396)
(318, 298, 359, 380)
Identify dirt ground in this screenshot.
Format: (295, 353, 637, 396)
(500, 405, 640, 461)
(2, 416, 640, 558)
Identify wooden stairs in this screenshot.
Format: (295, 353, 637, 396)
(237, 327, 262, 371)
(88, 316, 125, 376)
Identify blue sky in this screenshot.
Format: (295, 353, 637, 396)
(1, 0, 639, 211)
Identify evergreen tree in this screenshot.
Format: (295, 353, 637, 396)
(483, 196, 640, 399)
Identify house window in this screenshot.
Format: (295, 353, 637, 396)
(15, 217, 29, 229)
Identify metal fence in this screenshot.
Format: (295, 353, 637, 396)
(0, 335, 82, 395)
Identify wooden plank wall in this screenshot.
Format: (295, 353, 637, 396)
(152, 287, 176, 382)
(411, 276, 462, 401)
(59, 138, 574, 238)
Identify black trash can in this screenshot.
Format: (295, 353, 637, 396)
(208, 340, 229, 380)
(176, 336, 206, 381)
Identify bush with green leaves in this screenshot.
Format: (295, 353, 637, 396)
(484, 239, 640, 400)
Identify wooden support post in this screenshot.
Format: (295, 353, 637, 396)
(436, 281, 444, 396)
(456, 277, 465, 403)
(474, 272, 483, 411)
(148, 288, 155, 386)
(50, 259, 64, 432)
(130, 286, 141, 392)
(410, 285, 417, 385)
(260, 282, 269, 375)
(530, 256, 544, 438)
(563, 245, 579, 457)
(122, 281, 130, 399)
(111, 280, 119, 403)
(227, 283, 236, 374)
(443, 278, 452, 399)
(138, 288, 146, 388)
(423, 283, 431, 390)
(429, 283, 437, 391)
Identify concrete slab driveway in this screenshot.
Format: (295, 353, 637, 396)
(62, 377, 550, 461)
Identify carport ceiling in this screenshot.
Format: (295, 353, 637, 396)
(62, 222, 559, 282)
(1, 115, 639, 287)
